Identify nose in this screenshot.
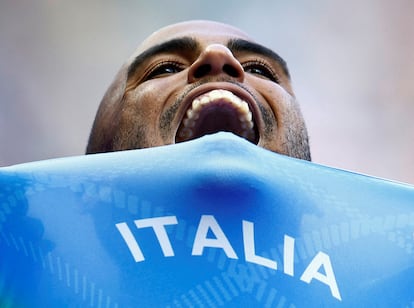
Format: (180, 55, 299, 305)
(188, 44, 245, 83)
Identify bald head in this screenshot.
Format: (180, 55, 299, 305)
(87, 20, 311, 160)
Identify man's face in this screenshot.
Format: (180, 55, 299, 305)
(87, 20, 311, 160)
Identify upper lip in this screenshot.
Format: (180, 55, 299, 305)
(174, 82, 260, 141)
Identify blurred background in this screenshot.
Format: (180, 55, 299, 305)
(1, 0, 413, 184)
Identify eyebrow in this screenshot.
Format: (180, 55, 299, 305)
(127, 37, 198, 78)
(127, 36, 290, 79)
(227, 39, 290, 79)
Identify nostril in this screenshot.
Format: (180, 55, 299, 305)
(223, 64, 241, 78)
(193, 64, 241, 79)
(193, 64, 211, 79)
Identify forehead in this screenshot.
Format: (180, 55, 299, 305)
(135, 21, 253, 55)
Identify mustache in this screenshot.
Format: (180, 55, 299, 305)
(163, 77, 258, 123)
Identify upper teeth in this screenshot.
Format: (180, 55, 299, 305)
(178, 89, 255, 140)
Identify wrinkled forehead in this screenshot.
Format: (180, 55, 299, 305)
(133, 21, 253, 57)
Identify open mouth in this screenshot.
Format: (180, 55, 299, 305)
(175, 89, 259, 144)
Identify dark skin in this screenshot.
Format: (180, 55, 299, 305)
(87, 20, 311, 161)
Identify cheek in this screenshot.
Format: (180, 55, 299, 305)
(118, 78, 184, 146)
(123, 83, 169, 122)
(128, 76, 185, 115)
(114, 86, 165, 148)
(256, 81, 294, 122)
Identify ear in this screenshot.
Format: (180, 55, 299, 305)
(86, 64, 128, 154)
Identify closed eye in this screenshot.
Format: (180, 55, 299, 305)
(145, 61, 185, 80)
(243, 61, 279, 83)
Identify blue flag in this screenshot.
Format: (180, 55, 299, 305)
(1, 133, 413, 307)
